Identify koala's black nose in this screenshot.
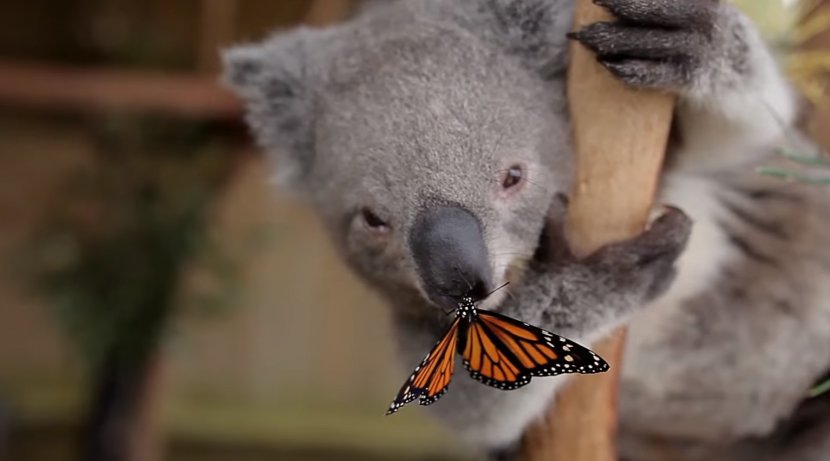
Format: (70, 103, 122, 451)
(409, 206, 493, 310)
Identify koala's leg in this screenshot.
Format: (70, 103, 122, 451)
(569, 0, 800, 172)
(618, 387, 830, 461)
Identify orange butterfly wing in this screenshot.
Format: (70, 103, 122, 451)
(461, 310, 609, 390)
(386, 318, 459, 414)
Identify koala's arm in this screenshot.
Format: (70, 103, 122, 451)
(500, 203, 691, 345)
(674, 2, 800, 171)
(571, 1, 801, 173)
(413, 202, 691, 454)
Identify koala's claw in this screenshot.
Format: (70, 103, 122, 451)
(638, 207, 693, 299)
(524, 204, 691, 334)
(569, 23, 701, 62)
(591, 0, 717, 30)
(632, 206, 692, 265)
(587, 206, 692, 301)
(598, 58, 688, 90)
(571, 0, 719, 91)
(589, 207, 691, 266)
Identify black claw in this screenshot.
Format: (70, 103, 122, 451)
(597, 58, 635, 80)
(597, 58, 621, 73)
(584, 0, 718, 30)
(636, 208, 693, 259)
(569, 2, 712, 91)
(588, 206, 692, 274)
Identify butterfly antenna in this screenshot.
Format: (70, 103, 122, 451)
(455, 266, 474, 291)
(483, 281, 510, 300)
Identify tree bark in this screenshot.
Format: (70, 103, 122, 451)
(517, 1, 675, 460)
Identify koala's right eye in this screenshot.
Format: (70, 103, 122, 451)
(361, 208, 390, 234)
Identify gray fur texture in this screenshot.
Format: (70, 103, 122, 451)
(223, 0, 830, 459)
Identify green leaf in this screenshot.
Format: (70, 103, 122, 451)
(24, 114, 247, 368)
(757, 166, 830, 185)
(811, 378, 830, 398)
(776, 147, 830, 167)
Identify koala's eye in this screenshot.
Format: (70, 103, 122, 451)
(502, 164, 525, 190)
(361, 208, 390, 233)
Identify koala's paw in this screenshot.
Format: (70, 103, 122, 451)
(586, 206, 693, 302)
(514, 200, 692, 336)
(568, 0, 719, 91)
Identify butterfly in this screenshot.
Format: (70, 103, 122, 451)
(386, 293, 610, 415)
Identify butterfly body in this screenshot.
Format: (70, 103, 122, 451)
(386, 296, 610, 415)
(455, 296, 477, 319)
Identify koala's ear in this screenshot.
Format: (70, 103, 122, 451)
(222, 29, 321, 189)
(475, 0, 574, 80)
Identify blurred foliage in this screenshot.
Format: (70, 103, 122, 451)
(812, 377, 830, 397)
(758, 148, 830, 184)
(784, 0, 830, 104)
(26, 116, 243, 368)
(735, 0, 830, 186)
(734, 0, 804, 43)
(76, 0, 197, 69)
(0, 0, 317, 69)
(737, 2, 829, 400)
(0, 0, 195, 69)
(734, 0, 830, 105)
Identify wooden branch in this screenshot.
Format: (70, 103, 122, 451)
(0, 2, 355, 119)
(126, 353, 169, 461)
(0, 60, 241, 119)
(518, 1, 676, 460)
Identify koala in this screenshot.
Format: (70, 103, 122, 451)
(222, 0, 830, 460)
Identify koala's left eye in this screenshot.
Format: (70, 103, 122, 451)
(361, 208, 391, 234)
(502, 164, 524, 190)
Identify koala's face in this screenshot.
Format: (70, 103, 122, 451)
(224, 1, 573, 312)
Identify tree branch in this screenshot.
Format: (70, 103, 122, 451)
(517, 1, 675, 459)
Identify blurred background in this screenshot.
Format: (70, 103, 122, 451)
(0, 1, 827, 461)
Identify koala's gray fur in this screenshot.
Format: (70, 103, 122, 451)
(223, 0, 830, 460)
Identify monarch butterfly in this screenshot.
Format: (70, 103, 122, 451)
(386, 294, 609, 414)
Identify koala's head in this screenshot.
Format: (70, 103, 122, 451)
(223, 0, 574, 312)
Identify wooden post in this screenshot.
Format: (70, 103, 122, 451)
(198, 0, 239, 73)
(304, 0, 356, 27)
(804, 0, 830, 147)
(126, 353, 169, 461)
(0, 61, 242, 119)
(518, 1, 676, 460)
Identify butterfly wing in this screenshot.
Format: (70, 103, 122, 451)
(460, 309, 609, 390)
(386, 318, 459, 415)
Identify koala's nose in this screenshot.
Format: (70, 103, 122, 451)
(409, 206, 493, 310)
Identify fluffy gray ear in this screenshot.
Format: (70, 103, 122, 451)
(472, 0, 574, 80)
(222, 29, 318, 188)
